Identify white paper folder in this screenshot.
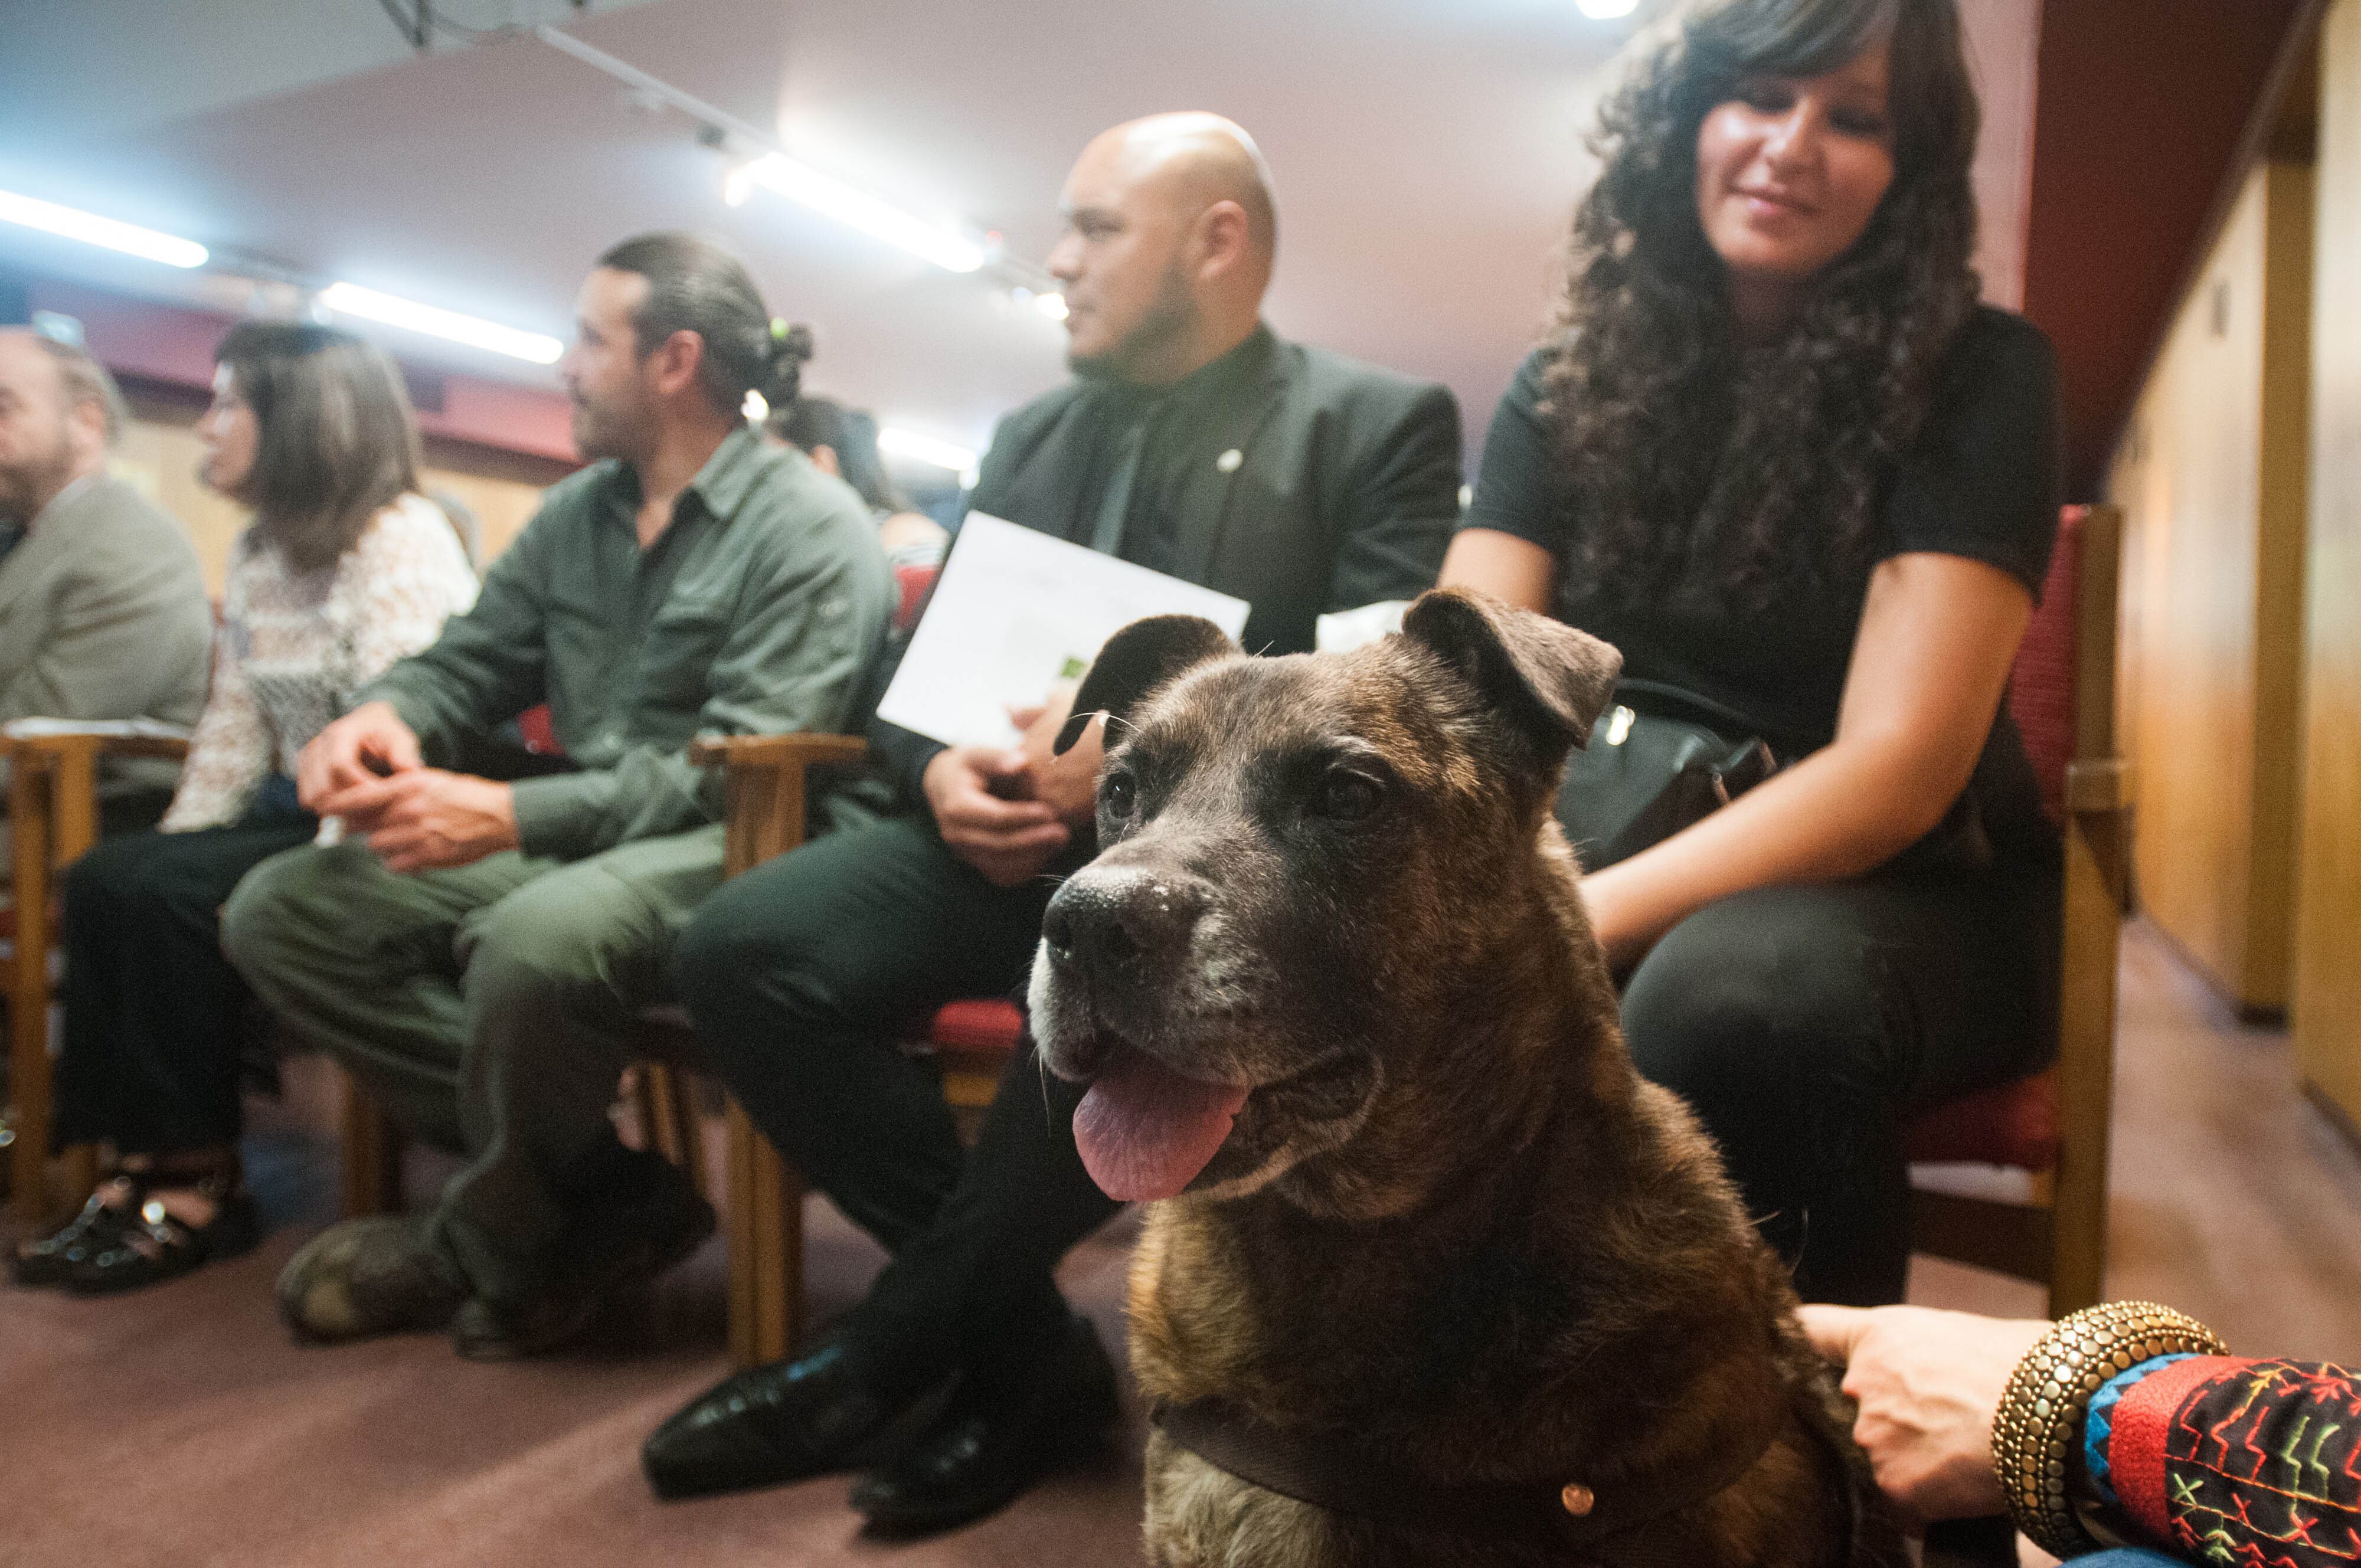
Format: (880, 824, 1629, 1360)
(875, 512, 1251, 749)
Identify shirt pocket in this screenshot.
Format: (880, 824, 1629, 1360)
(635, 593, 733, 715)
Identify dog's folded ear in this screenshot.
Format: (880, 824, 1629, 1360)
(1055, 615, 1238, 755)
(1401, 589, 1623, 765)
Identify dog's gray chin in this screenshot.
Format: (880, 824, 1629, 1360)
(1028, 938, 1100, 1081)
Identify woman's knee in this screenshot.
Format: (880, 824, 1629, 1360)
(1620, 889, 1888, 1108)
(63, 831, 163, 914)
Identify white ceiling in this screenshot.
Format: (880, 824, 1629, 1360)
(0, 0, 2035, 463)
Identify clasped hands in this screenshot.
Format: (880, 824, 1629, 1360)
(922, 683, 1106, 888)
(295, 700, 519, 874)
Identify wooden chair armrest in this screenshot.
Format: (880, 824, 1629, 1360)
(2063, 757, 2129, 816)
(688, 732, 869, 876)
(687, 732, 869, 770)
(2, 725, 192, 763)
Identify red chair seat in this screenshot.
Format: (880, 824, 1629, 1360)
(893, 562, 936, 634)
(1903, 1069, 2061, 1168)
(928, 999, 1025, 1055)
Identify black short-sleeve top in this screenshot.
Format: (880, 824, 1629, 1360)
(1462, 307, 2064, 866)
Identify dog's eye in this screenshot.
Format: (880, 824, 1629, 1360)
(1314, 770, 1383, 823)
(1101, 770, 1138, 817)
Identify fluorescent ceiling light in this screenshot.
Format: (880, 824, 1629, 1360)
(738, 155, 985, 274)
(1575, 0, 1640, 16)
(1009, 286, 1068, 323)
(878, 427, 978, 473)
(319, 281, 564, 365)
(0, 188, 208, 269)
(879, 425, 982, 487)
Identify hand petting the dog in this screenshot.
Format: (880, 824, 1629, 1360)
(1800, 1303, 2052, 1528)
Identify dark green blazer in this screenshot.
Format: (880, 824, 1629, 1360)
(875, 325, 1463, 798)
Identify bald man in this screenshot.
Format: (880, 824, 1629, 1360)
(645, 115, 1463, 1525)
(0, 328, 211, 873)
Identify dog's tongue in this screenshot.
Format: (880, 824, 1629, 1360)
(1074, 1046, 1250, 1202)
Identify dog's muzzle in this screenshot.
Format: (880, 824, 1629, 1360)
(1040, 865, 1208, 1005)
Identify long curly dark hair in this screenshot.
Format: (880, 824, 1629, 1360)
(1544, 0, 1980, 614)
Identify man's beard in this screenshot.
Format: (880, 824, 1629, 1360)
(0, 436, 76, 526)
(1069, 258, 1198, 384)
(570, 394, 633, 463)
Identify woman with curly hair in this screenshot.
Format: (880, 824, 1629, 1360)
(1443, 0, 2063, 1305)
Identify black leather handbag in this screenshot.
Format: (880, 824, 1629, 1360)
(1554, 680, 1780, 873)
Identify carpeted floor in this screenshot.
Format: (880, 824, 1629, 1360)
(5, 919, 2358, 1567)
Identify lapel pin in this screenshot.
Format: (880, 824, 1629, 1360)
(1215, 448, 1243, 473)
(1559, 1483, 1595, 1517)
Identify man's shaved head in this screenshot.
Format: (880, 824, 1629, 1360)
(1049, 112, 1279, 385)
(1088, 113, 1277, 261)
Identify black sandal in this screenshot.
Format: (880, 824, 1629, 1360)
(12, 1179, 146, 1288)
(64, 1177, 260, 1295)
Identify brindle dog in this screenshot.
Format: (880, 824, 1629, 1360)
(1027, 590, 1901, 1568)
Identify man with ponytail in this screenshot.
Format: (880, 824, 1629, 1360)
(223, 232, 892, 1360)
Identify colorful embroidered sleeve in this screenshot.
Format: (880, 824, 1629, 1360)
(2095, 1356, 2361, 1566)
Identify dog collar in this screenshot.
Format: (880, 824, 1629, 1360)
(1151, 1390, 1814, 1558)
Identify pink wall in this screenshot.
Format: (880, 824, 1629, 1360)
(22, 275, 578, 464)
(1963, 0, 2044, 310)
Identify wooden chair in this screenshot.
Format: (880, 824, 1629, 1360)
(1904, 504, 2127, 1318)
(4, 725, 189, 1226)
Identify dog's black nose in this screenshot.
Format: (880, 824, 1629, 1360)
(1043, 869, 1205, 986)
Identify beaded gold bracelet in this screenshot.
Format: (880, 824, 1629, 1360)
(1990, 1300, 2228, 1559)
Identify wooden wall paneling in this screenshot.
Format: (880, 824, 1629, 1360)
(2295, 0, 2361, 1128)
(2252, 161, 2317, 1011)
(2110, 163, 2311, 1016)
(2117, 172, 2266, 1003)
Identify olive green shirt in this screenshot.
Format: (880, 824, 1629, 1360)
(361, 426, 892, 861)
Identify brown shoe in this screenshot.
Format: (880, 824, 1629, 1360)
(276, 1215, 466, 1344)
(451, 1157, 715, 1361)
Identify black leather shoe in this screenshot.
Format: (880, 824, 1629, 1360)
(643, 1341, 913, 1500)
(850, 1313, 1120, 1536)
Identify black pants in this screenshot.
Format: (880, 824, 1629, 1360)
(1620, 865, 2059, 1304)
(53, 791, 316, 1155)
(686, 823, 2057, 1389)
(677, 814, 1114, 1397)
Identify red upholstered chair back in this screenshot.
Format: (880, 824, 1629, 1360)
(893, 561, 936, 634)
(1907, 505, 2126, 1317)
(1904, 506, 2094, 1171)
(2005, 505, 2091, 824)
